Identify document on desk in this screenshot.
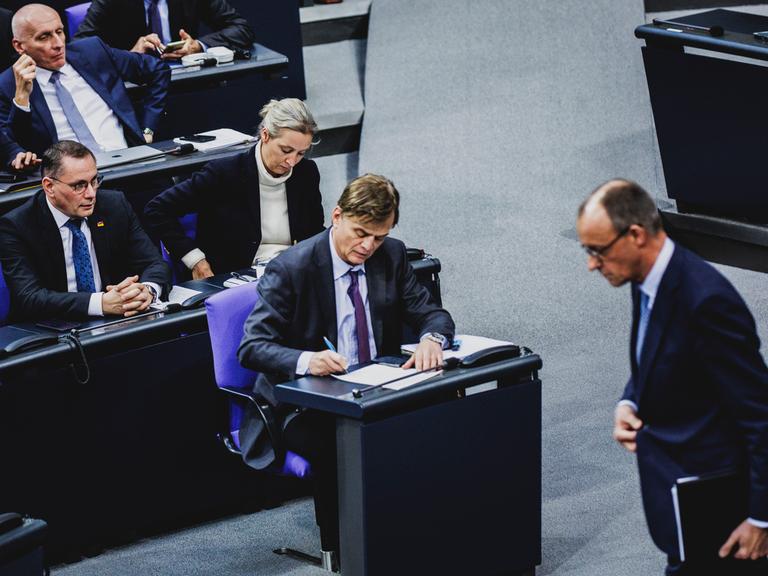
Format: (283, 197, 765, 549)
(166, 285, 202, 305)
(401, 334, 516, 360)
(332, 364, 441, 391)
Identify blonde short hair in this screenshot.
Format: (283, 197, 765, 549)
(258, 98, 317, 138)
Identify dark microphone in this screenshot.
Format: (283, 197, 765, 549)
(166, 143, 196, 156)
(351, 357, 460, 399)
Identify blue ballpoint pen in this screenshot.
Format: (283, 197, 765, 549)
(323, 337, 348, 374)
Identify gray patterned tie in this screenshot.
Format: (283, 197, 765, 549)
(49, 71, 100, 151)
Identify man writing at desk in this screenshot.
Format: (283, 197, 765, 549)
(237, 173, 455, 568)
(0, 141, 169, 322)
(0, 3, 169, 170)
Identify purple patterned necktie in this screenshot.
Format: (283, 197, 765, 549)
(147, 0, 164, 39)
(347, 269, 371, 364)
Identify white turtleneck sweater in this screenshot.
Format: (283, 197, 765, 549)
(182, 140, 293, 270)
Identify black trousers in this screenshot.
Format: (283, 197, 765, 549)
(283, 409, 339, 551)
(666, 555, 768, 575)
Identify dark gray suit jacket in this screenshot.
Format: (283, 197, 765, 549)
(236, 228, 455, 468)
(74, 0, 255, 53)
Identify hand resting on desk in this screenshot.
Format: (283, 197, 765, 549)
(401, 339, 443, 371)
(103, 275, 154, 317)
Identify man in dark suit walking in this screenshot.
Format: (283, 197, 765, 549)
(0, 3, 169, 170)
(0, 140, 169, 322)
(577, 178, 768, 575)
(74, 0, 255, 59)
(237, 173, 455, 569)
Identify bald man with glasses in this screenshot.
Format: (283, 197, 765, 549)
(0, 140, 169, 321)
(577, 179, 768, 575)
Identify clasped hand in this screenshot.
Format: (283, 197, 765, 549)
(102, 275, 153, 316)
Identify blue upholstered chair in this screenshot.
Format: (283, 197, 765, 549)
(204, 282, 311, 477)
(64, 2, 91, 36)
(0, 263, 10, 325)
(160, 213, 198, 284)
(205, 283, 328, 568)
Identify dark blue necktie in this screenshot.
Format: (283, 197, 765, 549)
(49, 71, 100, 151)
(65, 219, 96, 293)
(347, 269, 371, 364)
(147, 0, 164, 40)
(636, 291, 650, 364)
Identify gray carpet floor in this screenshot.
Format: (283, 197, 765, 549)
(53, 1, 768, 575)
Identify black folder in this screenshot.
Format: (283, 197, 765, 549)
(671, 469, 749, 562)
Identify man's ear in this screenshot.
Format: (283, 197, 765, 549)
(629, 224, 648, 247)
(11, 39, 24, 56)
(41, 177, 55, 198)
(331, 207, 343, 227)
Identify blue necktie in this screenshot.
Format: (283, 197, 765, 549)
(147, 0, 164, 40)
(65, 219, 96, 293)
(636, 291, 650, 364)
(347, 270, 371, 364)
(49, 71, 100, 151)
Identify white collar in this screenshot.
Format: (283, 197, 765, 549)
(639, 237, 675, 307)
(46, 196, 84, 228)
(254, 140, 292, 186)
(328, 228, 364, 281)
(36, 63, 73, 86)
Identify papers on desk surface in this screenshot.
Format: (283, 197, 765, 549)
(173, 128, 255, 152)
(401, 334, 516, 360)
(331, 363, 441, 391)
(166, 285, 202, 305)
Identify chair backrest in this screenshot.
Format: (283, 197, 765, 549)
(205, 284, 311, 478)
(64, 2, 91, 37)
(205, 282, 260, 392)
(0, 262, 10, 325)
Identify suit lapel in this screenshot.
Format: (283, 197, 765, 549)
(244, 148, 262, 233)
(36, 192, 68, 291)
(30, 81, 58, 143)
(87, 207, 111, 287)
(364, 254, 385, 353)
(313, 230, 338, 346)
(167, 0, 184, 40)
(636, 248, 683, 398)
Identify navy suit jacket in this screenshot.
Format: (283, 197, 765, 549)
(74, 0, 255, 53)
(236, 229, 456, 469)
(0, 188, 170, 321)
(143, 146, 324, 274)
(623, 245, 768, 556)
(0, 36, 170, 166)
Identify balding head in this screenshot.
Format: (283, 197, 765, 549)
(11, 4, 58, 40)
(579, 178, 663, 237)
(576, 179, 667, 286)
(11, 3, 66, 70)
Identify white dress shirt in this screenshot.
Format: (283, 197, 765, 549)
(295, 229, 377, 375)
(20, 64, 128, 152)
(46, 198, 104, 316)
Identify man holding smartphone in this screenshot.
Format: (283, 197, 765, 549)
(74, 0, 255, 60)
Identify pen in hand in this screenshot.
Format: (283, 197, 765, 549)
(323, 336, 349, 374)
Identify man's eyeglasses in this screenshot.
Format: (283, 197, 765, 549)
(582, 226, 630, 260)
(49, 173, 104, 194)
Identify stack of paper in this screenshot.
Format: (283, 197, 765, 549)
(401, 334, 516, 361)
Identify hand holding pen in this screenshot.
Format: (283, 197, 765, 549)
(308, 337, 349, 376)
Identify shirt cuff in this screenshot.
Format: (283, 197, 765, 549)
(182, 248, 206, 270)
(747, 518, 768, 529)
(88, 292, 104, 317)
(13, 99, 30, 112)
(419, 332, 448, 349)
(198, 40, 207, 52)
(144, 282, 161, 301)
(617, 399, 639, 413)
(296, 351, 313, 376)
